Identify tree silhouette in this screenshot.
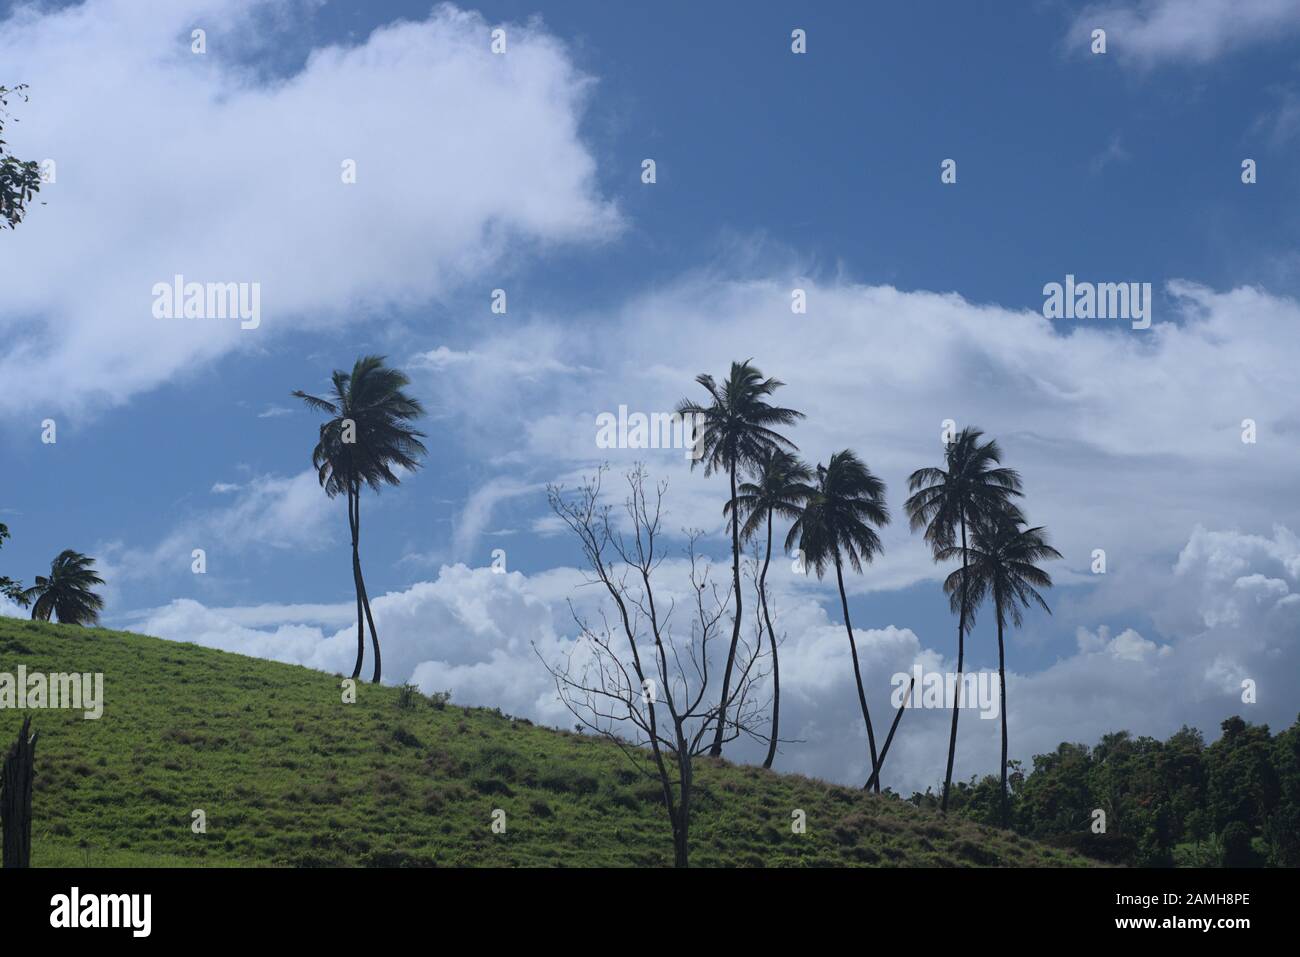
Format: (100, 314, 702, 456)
(905, 427, 1022, 811)
(22, 550, 104, 625)
(677, 360, 802, 757)
(540, 467, 769, 866)
(941, 514, 1060, 825)
(726, 448, 812, 768)
(293, 355, 426, 684)
(786, 450, 892, 790)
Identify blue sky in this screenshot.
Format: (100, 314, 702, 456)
(2, 0, 1299, 790)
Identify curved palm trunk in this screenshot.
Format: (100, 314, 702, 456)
(354, 491, 382, 684)
(941, 513, 968, 813)
(347, 485, 364, 680)
(997, 608, 1009, 828)
(760, 511, 780, 769)
(835, 555, 880, 789)
(708, 453, 744, 758)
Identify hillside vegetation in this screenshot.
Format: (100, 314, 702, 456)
(0, 618, 1096, 867)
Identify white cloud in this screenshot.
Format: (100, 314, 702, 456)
(1067, 0, 1300, 65)
(101, 470, 335, 592)
(0, 0, 619, 418)
(418, 273, 1300, 605)
(124, 521, 1300, 792)
(1075, 624, 1171, 661)
(448, 477, 543, 562)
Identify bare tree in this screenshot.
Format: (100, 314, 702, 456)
(537, 466, 769, 867)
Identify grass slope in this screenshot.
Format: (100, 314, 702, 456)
(0, 619, 1096, 867)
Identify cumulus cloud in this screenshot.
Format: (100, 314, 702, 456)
(0, 0, 619, 416)
(124, 521, 1300, 791)
(94, 256, 1300, 789)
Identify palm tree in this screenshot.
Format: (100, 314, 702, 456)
(940, 515, 1060, 827)
(677, 360, 803, 758)
(22, 550, 104, 625)
(725, 449, 812, 769)
(786, 450, 890, 789)
(904, 427, 1023, 812)
(293, 355, 427, 684)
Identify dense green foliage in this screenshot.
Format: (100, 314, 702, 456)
(0, 84, 41, 230)
(21, 550, 105, 625)
(0, 618, 1095, 867)
(0, 523, 26, 606)
(922, 716, 1300, 867)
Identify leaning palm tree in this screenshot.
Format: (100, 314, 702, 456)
(904, 427, 1023, 812)
(786, 450, 890, 789)
(22, 550, 105, 625)
(677, 360, 803, 757)
(725, 448, 812, 768)
(293, 355, 427, 684)
(940, 515, 1060, 827)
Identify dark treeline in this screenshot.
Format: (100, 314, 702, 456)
(913, 714, 1300, 868)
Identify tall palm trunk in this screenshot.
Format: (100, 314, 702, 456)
(347, 484, 364, 680)
(357, 569, 381, 684)
(941, 513, 967, 813)
(759, 510, 780, 769)
(345, 486, 379, 681)
(708, 451, 744, 758)
(835, 554, 879, 789)
(354, 491, 382, 684)
(996, 606, 1009, 828)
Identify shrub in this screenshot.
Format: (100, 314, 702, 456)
(391, 726, 422, 748)
(397, 683, 420, 709)
(428, 689, 452, 710)
(1220, 822, 1257, 868)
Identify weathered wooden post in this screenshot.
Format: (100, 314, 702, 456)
(1, 716, 37, 868)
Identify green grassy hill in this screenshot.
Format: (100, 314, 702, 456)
(0, 618, 1097, 867)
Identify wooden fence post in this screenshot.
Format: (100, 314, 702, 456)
(1, 716, 37, 868)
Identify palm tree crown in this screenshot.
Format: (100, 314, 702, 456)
(939, 517, 1062, 630)
(785, 450, 890, 578)
(292, 355, 428, 498)
(904, 427, 1023, 554)
(23, 550, 105, 625)
(676, 360, 803, 478)
(725, 449, 812, 541)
